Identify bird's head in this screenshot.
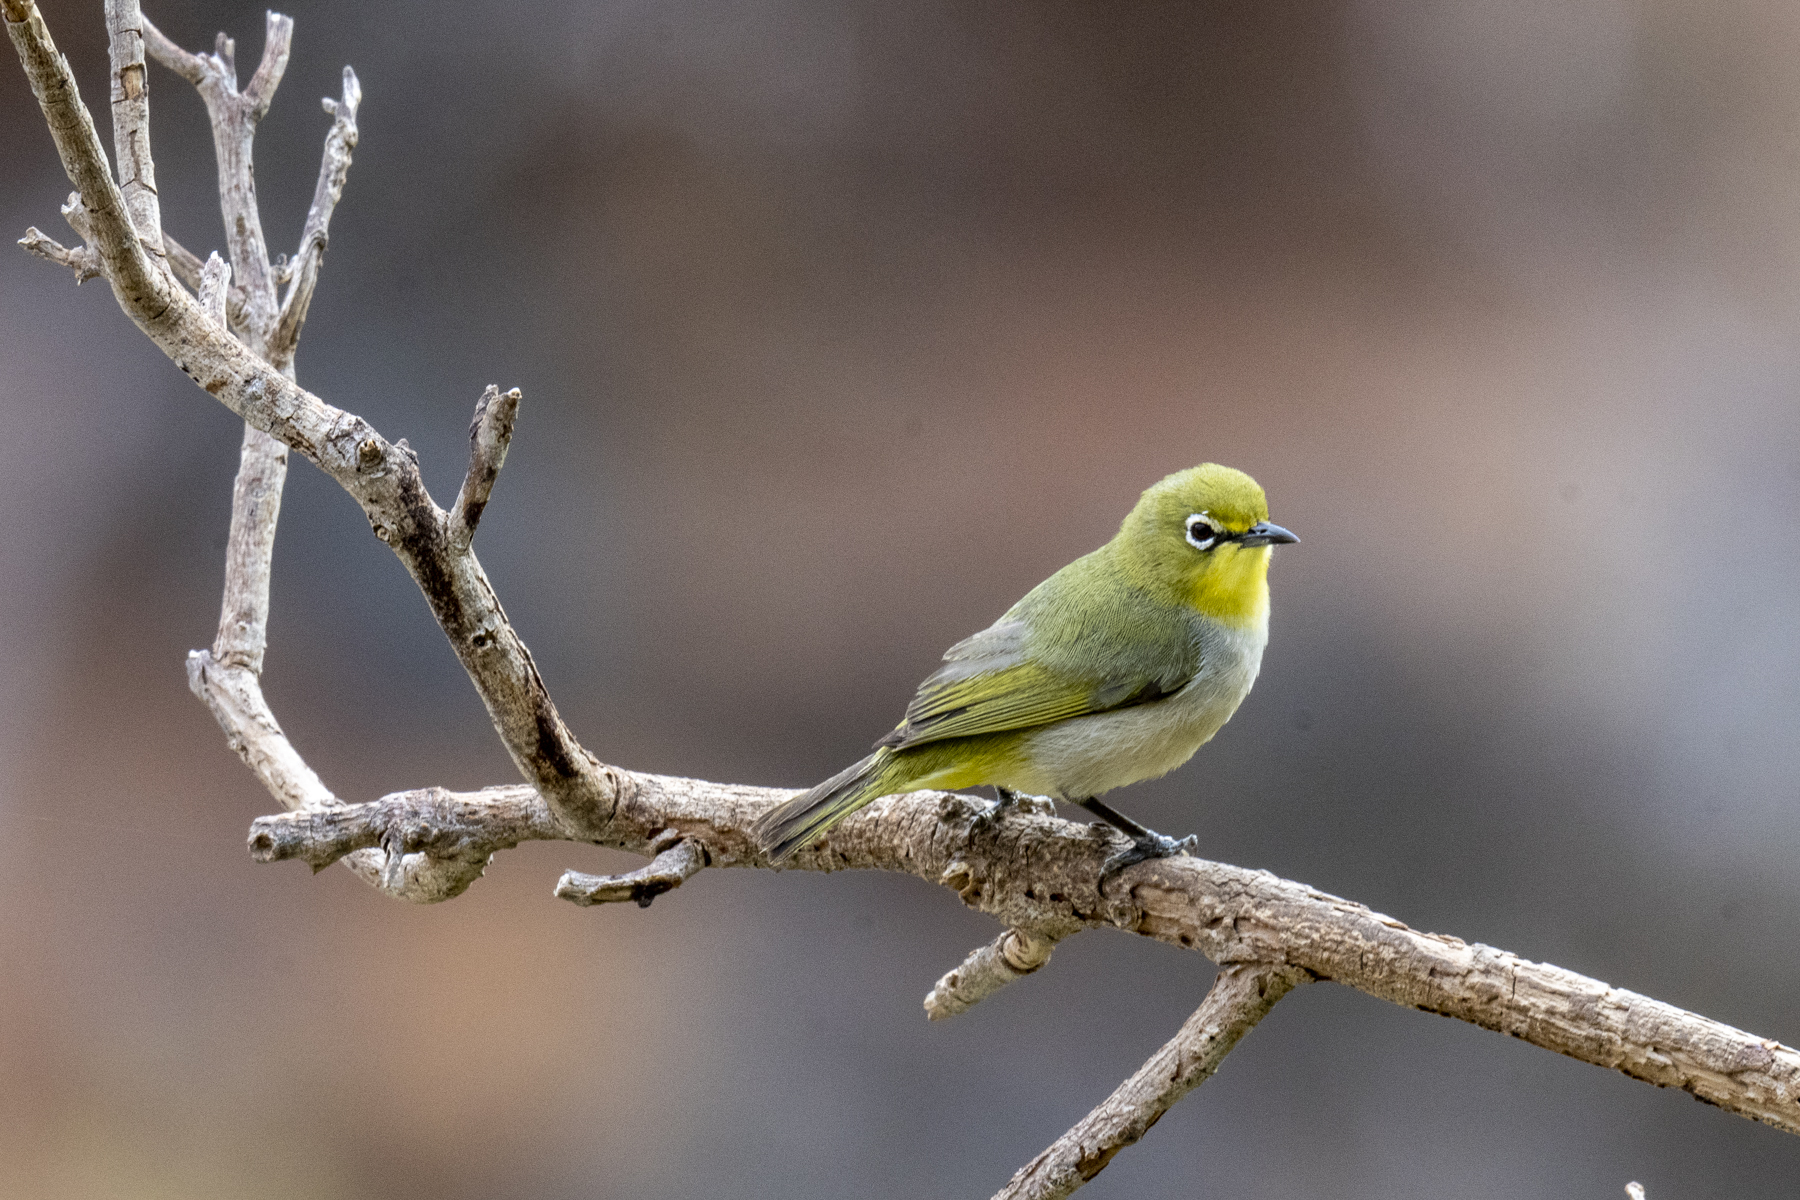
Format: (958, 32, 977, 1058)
(1114, 463, 1298, 627)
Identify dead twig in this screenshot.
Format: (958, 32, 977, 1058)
(448, 385, 522, 553)
(925, 928, 1057, 1020)
(994, 962, 1307, 1200)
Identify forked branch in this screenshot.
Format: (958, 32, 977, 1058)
(141, 8, 289, 336)
(18, 223, 100, 280)
(12, 0, 618, 839)
(271, 62, 359, 359)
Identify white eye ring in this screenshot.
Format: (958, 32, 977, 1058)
(1185, 513, 1219, 551)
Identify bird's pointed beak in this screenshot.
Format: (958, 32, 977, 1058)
(1238, 521, 1299, 547)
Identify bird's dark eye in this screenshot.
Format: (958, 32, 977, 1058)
(1185, 515, 1218, 550)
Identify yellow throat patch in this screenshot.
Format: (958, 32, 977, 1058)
(1186, 542, 1271, 629)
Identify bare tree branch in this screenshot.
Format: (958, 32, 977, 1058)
(140, 8, 289, 339)
(137, 10, 379, 891)
(212, 31, 236, 89)
(556, 834, 707, 907)
(235, 771, 1800, 1139)
(196, 249, 228, 322)
(140, 10, 587, 892)
(18, 5, 620, 834)
(138, 12, 207, 84)
(6, 0, 163, 307)
(164, 230, 248, 325)
(449, 385, 522, 553)
(925, 928, 1057, 1020)
(208, 424, 284, 673)
(18, 224, 100, 281)
(250, 784, 557, 901)
(995, 961, 1307, 1200)
(269, 63, 359, 362)
(179, 350, 386, 884)
(241, 11, 290, 117)
(103, 0, 163, 254)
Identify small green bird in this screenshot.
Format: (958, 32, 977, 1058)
(754, 463, 1298, 875)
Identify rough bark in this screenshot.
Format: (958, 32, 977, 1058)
(243, 775, 1800, 1136)
(925, 928, 1058, 1021)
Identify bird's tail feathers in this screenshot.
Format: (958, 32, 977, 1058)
(754, 750, 893, 861)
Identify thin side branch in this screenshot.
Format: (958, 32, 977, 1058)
(269, 63, 359, 363)
(995, 962, 1307, 1200)
(206, 421, 285, 667)
(135, 10, 379, 892)
(925, 928, 1056, 1020)
(448, 385, 522, 553)
(19, 225, 100, 281)
(197, 250, 228, 323)
(165, 231, 247, 326)
(184, 405, 391, 894)
(138, 12, 207, 83)
(185, 640, 393, 888)
(241, 10, 291, 118)
(556, 834, 707, 907)
(185, 641, 327, 807)
(213, 32, 236, 89)
(6, 0, 163, 306)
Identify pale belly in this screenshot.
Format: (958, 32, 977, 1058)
(997, 621, 1267, 801)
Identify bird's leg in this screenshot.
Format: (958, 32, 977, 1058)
(1077, 797, 1197, 884)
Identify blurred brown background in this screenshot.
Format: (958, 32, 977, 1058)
(5, 0, 1800, 1196)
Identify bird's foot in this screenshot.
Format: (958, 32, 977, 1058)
(1097, 829, 1198, 888)
(970, 786, 1031, 834)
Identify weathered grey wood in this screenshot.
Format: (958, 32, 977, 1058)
(135, 6, 392, 888)
(140, 8, 288, 339)
(13, 0, 618, 836)
(270, 63, 359, 363)
(7, 0, 163, 307)
(448, 385, 522, 554)
(556, 835, 708, 908)
(925, 928, 1057, 1021)
(103, 1, 162, 255)
(18, 222, 100, 280)
(995, 962, 1306, 1200)
(163, 229, 246, 323)
(243, 769, 1800, 1138)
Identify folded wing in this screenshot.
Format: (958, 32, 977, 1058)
(876, 616, 1197, 751)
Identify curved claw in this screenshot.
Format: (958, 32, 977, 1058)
(1098, 830, 1197, 887)
(968, 788, 1016, 835)
(970, 786, 1057, 834)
